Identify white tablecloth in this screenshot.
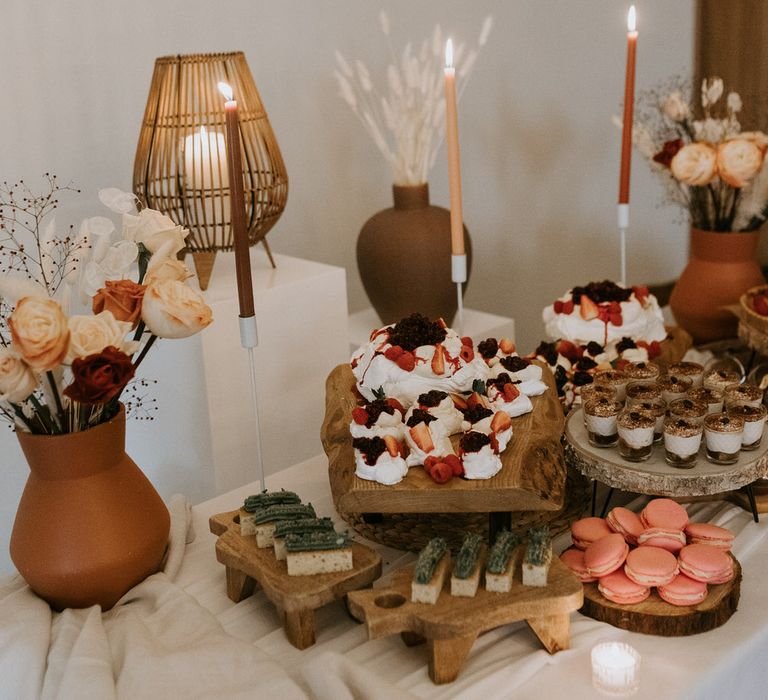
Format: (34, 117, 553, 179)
(2, 454, 768, 699)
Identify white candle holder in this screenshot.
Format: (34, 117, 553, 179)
(591, 641, 640, 697)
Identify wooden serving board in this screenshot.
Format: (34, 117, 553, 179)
(209, 509, 382, 649)
(581, 555, 741, 636)
(347, 555, 583, 684)
(321, 362, 567, 514)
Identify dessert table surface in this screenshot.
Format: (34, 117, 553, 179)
(3, 454, 768, 699)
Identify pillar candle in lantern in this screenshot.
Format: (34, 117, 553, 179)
(184, 126, 228, 190)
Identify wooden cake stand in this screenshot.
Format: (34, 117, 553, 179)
(347, 556, 583, 684)
(564, 407, 768, 522)
(321, 362, 568, 546)
(209, 509, 382, 649)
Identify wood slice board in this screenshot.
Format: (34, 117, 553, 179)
(321, 362, 567, 514)
(565, 407, 768, 497)
(347, 554, 583, 684)
(581, 556, 741, 636)
(210, 509, 382, 649)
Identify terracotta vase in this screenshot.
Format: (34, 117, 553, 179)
(357, 183, 472, 326)
(669, 226, 765, 344)
(10, 406, 170, 611)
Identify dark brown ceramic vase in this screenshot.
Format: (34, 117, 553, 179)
(670, 227, 765, 344)
(10, 406, 170, 611)
(357, 183, 472, 325)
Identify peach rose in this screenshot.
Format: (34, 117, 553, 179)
(670, 142, 718, 186)
(65, 311, 138, 364)
(0, 349, 38, 403)
(143, 257, 193, 285)
(141, 280, 213, 339)
(92, 279, 146, 329)
(8, 297, 69, 371)
(717, 138, 765, 188)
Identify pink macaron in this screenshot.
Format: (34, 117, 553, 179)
(571, 517, 613, 550)
(598, 570, 650, 605)
(657, 573, 709, 607)
(560, 547, 597, 583)
(584, 533, 629, 578)
(684, 522, 735, 551)
(624, 545, 679, 586)
(637, 527, 687, 553)
(640, 498, 689, 530)
(605, 507, 645, 545)
(678, 544, 734, 584)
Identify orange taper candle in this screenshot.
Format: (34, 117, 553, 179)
(618, 6, 638, 205)
(444, 38, 465, 257)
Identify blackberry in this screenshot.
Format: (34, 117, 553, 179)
(554, 365, 569, 394)
(351, 436, 387, 464)
(535, 341, 558, 366)
(388, 313, 447, 352)
(576, 357, 597, 371)
(406, 409, 438, 427)
(477, 338, 499, 359)
(615, 336, 638, 353)
(572, 371, 594, 387)
(459, 431, 491, 453)
(487, 372, 513, 391)
(571, 280, 632, 305)
(500, 355, 531, 372)
(586, 341, 604, 357)
(362, 399, 395, 427)
(417, 390, 448, 408)
(463, 404, 493, 423)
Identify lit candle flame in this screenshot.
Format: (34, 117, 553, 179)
(445, 38, 453, 69)
(217, 81, 234, 101)
(627, 5, 636, 33)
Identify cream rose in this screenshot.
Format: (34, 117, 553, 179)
(670, 143, 718, 185)
(0, 349, 38, 403)
(122, 209, 189, 255)
(717, 139, 764, 188)
(8, 297, 70, 371)
(65, 311, 138, 364)
(141, 280, 213, 339)
(730, 131, 768, 149)
(143, 257, 193, 285)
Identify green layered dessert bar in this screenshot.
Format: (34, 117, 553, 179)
(522, 526, 552, 587)
(485, 530, 522, 593)
(451, 533, 487, 598)
(242, 490, 301, 513)
(273, 517, 336, 561)
(411, 537, 451, 605)
(285, 531, 353, 576)
(240, 503, 316, 546)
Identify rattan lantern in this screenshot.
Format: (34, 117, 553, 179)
(133, 51, 288, 288)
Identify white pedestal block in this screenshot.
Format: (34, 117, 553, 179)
(198, 249, 349, 494)
(348, 307, 515, 353)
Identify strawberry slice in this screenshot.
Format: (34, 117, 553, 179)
(610, 312, 623, 327)
(499, 338, 516, 354)
(615, 358, 630, 370)
(489, 433, 500, 453)
(491, 411, 512, 433)
(634, 285, 649, 304)
(562, 299, 574, 314)
(431, 344, 445, 375)
(384, 345, 404, 361)
(443, 454, 464, 476)
(609, 301, 622, 314)
(450, 393, 468, 410)
(351, 407, 369, 425)
(396, 352, 416, 371)
(459, 345, 475, 362)
(409, 422, 434, 453)
(466, 392, 484, 408)
(383, 435, 401, 458)
(461, 336, 473, 347)
(648, 341, 662, 359)
(437, 317, 448, 329)
(502, 383, 520, 403)
(556, 340, 580, 362)
(430, 461, 452, 484)
(580, 295, 600, 321)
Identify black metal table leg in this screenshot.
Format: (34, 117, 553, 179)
(591, 480, 598, 517)
(599, 488, 615, 518)
(746, 483, 760, 523)
(745, 348, 757, 377)
(488, 512, 512, 545)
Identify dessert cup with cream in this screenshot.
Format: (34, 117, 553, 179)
(594, 369, 630, 403)
(584, 398, 622, 447)
(668, 397, 708, 426)
(658, 375, 693, 404)
(703, 368, 742, 393)
(726, 403, 767, 450)
(667, 361, 704, 388)
(723, 383, 763, 409)
(625, 381, 662, 407)
(634, 399, 667, 443)
(703, 412, 745, 465)
(617, 409, 656, 462)
(624, 361, 661, 386)
(687, 386, 724, 414)
(663, 417, 703, 468)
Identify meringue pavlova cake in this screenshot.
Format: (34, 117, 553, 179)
(351, 313, 490, 405)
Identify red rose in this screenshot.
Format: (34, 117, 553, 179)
(64, 346, 135, 405)
(92, 279, 146, 330)
(652, 138, 684, 168)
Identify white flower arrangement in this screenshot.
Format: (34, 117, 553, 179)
(334, 11, 493, 185)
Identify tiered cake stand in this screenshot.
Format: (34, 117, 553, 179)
(564, 407, 768, 522)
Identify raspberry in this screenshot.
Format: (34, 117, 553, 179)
(351, 407, 369, 425)
(384, 345, 404, 361)
(443, 454, 464, 476)
(562, 300, 574, 314)
(423, 456, 439, 474)
(610, 312, 623, 326)
(430, 462, 452, 484)
(459, 346, 475, 362)
(553, 300, 564, 313)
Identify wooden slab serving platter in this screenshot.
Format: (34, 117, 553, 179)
(347, 554, 583, 684)
(210, 509, 382, 649)
(580, 555, 741, 636)
(321, 362, 567, 514)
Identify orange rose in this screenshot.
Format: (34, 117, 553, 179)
(717, 139, 764, 188)
(670, 143, 718, 186)
(8, 297, 69, 371)
(92, 280, 146, 329)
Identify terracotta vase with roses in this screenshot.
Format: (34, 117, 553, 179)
(0, 181, 213, 610)
(631, 77, 768, 343)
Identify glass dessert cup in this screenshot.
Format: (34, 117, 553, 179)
(625, 381, 662, 408)
(667, 361, 704, 389)
(703, 412, 745, 465)
(687, 387, 724, 415)
(634, 399, 667, 443)
(624, 361, 661, 386)
(724, 383, 763, 409)
(663, 417, 703, 468)
(668, 398, 708, 427)
(702, 368, 742, 394)
(594, 369, 629, 403)
(584, 398, 623, 448)
(658, 375, 693, 405)
(726, 404, 767, 451)
(617, 409, 656, 462)
(579, 384, 617, 425)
